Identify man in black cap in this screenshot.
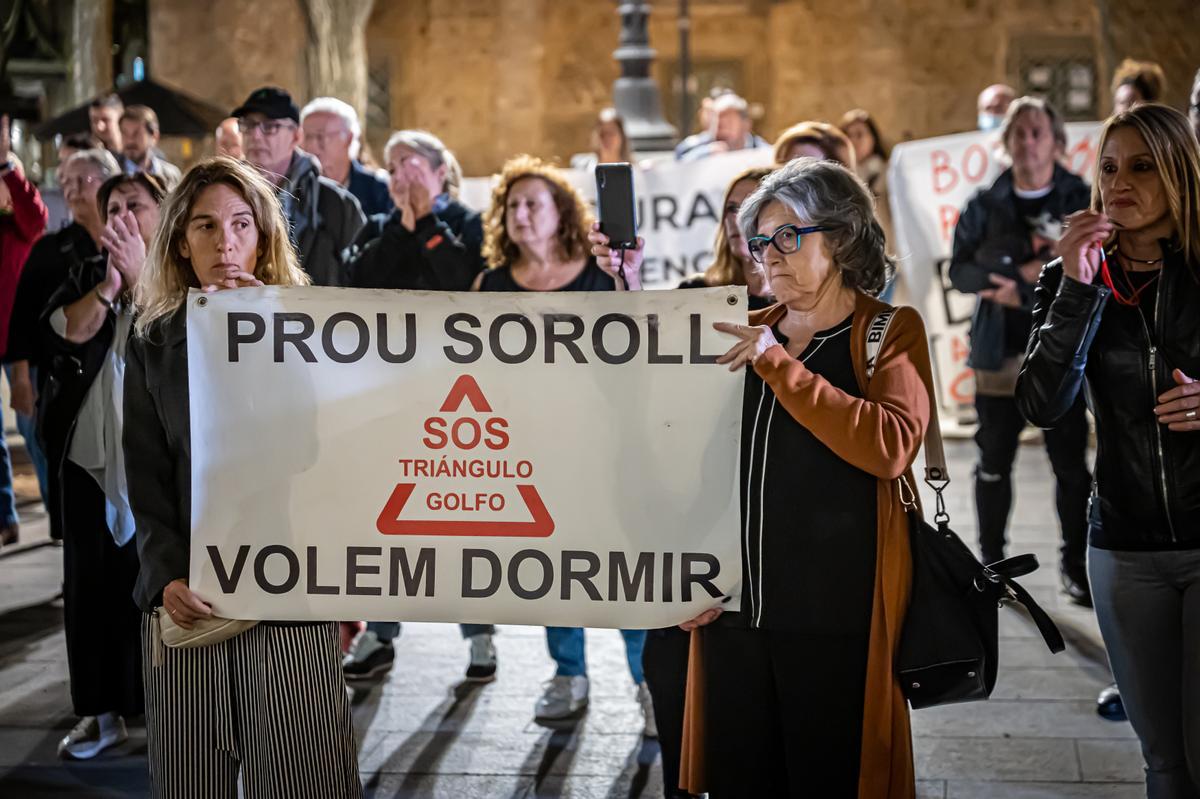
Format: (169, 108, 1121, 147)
(233, 86, 364, 285)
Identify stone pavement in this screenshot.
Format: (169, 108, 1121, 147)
(0, 440, 1147, 798)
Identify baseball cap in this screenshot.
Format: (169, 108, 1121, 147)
(232, 87, 300, 124)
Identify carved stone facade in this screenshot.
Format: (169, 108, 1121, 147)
(146, 0, 1200, 175)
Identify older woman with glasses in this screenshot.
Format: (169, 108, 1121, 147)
(592, 157, 932, 797)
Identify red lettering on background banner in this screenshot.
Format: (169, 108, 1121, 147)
(931, 149, 957, 194)
(376, 375, 555, 538)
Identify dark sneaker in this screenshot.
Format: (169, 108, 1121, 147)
(1097, 684, 1126, 721)
(342, 631, 395, 682)
(465, 633, 497, 682)
(1061, 570, 1093, 608)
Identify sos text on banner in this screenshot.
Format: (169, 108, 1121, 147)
(460, 149, 774, 290)
(887, 122, 1102, 420)
(186, 287, 746, 628)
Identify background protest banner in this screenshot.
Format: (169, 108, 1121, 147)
(887, 122, 1102, 423)
(460, 149, 774, 289)
(186, 287, 746, 628)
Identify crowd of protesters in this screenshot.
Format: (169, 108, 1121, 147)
(0, 58, 1198, 798)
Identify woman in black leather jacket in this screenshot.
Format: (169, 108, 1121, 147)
(1016, 104, 1200, 798)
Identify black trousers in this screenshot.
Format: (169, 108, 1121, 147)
(703, 624, 868, 798)
(974, 393, 1091, 576)
(643, 626, 695, 799)
(61, 461, 144, 717)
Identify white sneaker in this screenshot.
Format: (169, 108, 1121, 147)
(637, 681, 658, 738)
(465, 633, 497, 682)
(58, 715, 127, 760)
(534, 674, 589, 719)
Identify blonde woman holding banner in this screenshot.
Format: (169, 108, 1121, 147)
(124, 157, 360, 798)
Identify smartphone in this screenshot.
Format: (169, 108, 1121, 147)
(595, 163, 638, 250)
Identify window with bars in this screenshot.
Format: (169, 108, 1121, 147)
(1008, 35, 1099, 120)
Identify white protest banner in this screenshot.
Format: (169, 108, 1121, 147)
(887, 122, 1102, 420)
(186, 287, 745, 628)
(460, 148, 774, 289)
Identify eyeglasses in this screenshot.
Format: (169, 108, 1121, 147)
(61, 175, 99, 191)
(237, 119, 296, 137)
(747, 224, 834, 263)
(302, 129, 349, 148)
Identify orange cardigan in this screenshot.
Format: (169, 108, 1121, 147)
(680, 292, 933, 799)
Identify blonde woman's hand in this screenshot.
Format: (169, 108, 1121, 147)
(713, 322, 779, 371)
(162, 578, 213, 630)
(200, 270, 264, 293)
(588, 222, 644, 290)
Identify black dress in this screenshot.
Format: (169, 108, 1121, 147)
(703, 313, 877, 798)
(41, 253, 143, 718)
(476, 258, 615, 292)
(644, 275, 773, 799)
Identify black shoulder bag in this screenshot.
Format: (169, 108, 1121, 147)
(866, 309, 1065, 710)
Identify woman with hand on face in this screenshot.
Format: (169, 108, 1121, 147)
(345, 129, 483, 291)
(124, 157, 361, 798)
(592, 158, 933, 797)
(340, 130, 492, 686)
(1017, 104, 1200, 798)
(40, 172, 164, 760)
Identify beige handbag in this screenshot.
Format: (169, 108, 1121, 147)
(156, 608, 258, 649)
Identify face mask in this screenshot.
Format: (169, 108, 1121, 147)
(978, 112, 1003, 132)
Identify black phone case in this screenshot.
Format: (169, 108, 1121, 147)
(595, 163, 638, 249)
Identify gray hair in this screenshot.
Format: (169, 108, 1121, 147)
(737, 157, 893, 296)
(383, 129, 463, 198)
(63, 148, 121, 181)
(299, 96, 362, 159)
(1000, 96, 1067, 154)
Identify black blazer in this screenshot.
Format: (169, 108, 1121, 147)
(949, 165, 1090, 370)
(123, 309, 191, 612)
(38, 252, 118, 482)
(346, 160, 394, 218)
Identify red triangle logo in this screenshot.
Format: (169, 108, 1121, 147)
(439, 375, 492, 413)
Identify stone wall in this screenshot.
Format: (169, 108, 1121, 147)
(149, 0, 308, 121)
(146, 0, 1200, 176)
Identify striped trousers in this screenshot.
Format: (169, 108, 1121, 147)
(141, 616, 362, 798)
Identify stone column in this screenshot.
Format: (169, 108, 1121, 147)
(70, 0, 114, 103)
(298, 0, 376, 117)
(612, 1, 676, 151)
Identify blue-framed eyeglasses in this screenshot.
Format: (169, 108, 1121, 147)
(747, 224, 834, 264)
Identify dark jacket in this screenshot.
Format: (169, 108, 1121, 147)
(345, 160, 393, 218)
(949, 165, 1090, 371)
(1016, 251, 1200, 550)
(37, 253, 117, 489)
(123, 309, 190, 611)
(345, 198, 484, 291)
(5, 223, 97, 383)
(278, 151, 365, 287)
